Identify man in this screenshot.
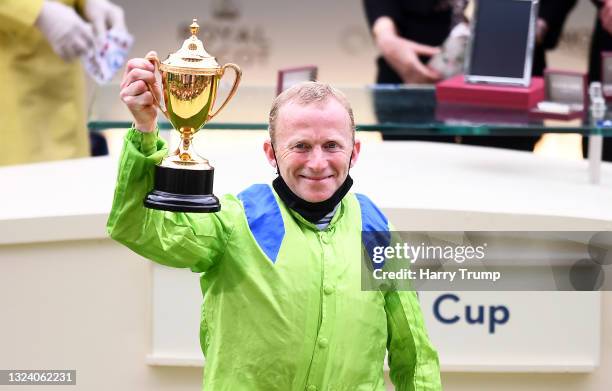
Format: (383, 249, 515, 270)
(108, 54, 441, 390)
(0, 0, 125, 166)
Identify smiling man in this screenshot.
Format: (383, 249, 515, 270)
(263, 86, 360, 225)
(108, 58, 441, 390)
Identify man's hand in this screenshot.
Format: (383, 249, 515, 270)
(119, 52, 161, 133)
(373, 16, 441, 84)
(35, 0, 95, 61)
(84, 0, 127, 46)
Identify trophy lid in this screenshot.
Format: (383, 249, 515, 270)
(160, 19, 220, 74)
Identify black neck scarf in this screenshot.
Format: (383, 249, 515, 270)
(272, 174, 353, 224)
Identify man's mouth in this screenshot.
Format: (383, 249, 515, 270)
(300, 175, 333, 181)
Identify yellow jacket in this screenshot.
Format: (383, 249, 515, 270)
(0, 0, 89, 166)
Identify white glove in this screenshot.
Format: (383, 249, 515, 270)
(35, 1, 95, 62)
(84, 0, 127, 46)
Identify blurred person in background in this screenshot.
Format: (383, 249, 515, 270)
(364, 0, 576, 83)
(584, 0, 612, 160)
(363, 0, 576, 151)
(364, 0, 464, 85)
(0, 0, 126, 166)
(588, 0, 612, 82)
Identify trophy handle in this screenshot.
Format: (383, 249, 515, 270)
(145, 54, 170, 120)
(208, 63, 242, 121)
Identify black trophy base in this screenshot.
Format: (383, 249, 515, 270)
(144, 190, 220, 213)
(144, 164, 221, 213)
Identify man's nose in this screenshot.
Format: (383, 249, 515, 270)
(306, 147, 327, 171)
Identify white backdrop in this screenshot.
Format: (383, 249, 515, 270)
(149, 264, 601, 372)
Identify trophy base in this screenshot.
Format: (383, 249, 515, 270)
(144, 190, 220, 213)
(143, 164, 221, 213)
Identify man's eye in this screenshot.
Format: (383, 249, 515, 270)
(325, 142, 338, 149)
(294, 143, 309, 150)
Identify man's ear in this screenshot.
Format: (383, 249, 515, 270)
(263, 139, 277, 169)
(350, 139, 361, 168)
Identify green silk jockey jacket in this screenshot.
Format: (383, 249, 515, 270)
(107, 129, 441, 391)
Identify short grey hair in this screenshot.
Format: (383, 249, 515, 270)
(268, 81, 356, 143)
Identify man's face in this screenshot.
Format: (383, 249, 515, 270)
(264, 98, 360, 203)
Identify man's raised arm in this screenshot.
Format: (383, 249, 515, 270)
(106, 54, 234, 273)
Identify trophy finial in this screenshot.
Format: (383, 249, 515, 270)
(190, 18, 200, 36)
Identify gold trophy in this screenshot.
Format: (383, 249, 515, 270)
(144, 18, 241, 212)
